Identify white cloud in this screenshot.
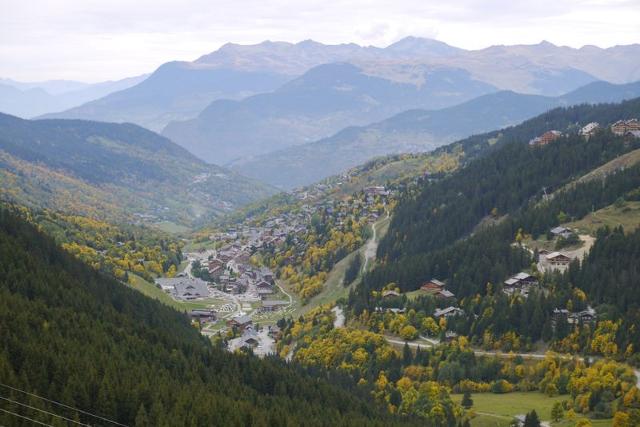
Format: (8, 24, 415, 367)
(0, 0, 638, 82)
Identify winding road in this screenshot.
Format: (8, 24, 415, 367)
(385, 336, 640, 387)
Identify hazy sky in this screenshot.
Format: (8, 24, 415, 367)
(2, 0, 639, 82)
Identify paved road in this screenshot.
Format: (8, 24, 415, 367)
(385, 336, 640, 386)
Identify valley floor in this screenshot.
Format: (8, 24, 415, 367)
(453, 392, 613, 427)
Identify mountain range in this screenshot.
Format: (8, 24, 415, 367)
(41, 62, 290, 131)
(40, 38, 640, 153)
(0, 114, 275, 226)
(230, 80, 640, 188)
(162, 62, 496, 163)
(0, 74, 147, 118)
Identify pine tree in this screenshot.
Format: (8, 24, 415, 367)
(551, 402, 564, 422)
(135, 404, 149, 427)
(461, 391, 473, 409)
(524, 409, 541, 427)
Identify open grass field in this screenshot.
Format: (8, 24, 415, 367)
(286, 216, 390, 318)
(453, 392, 613, 427)
(127, 274, 227, 311)
(152, 220, 191, 234)
(572, 148, 640, 188)
(566, 201, 640, 236)
(284, 247, 358, 318)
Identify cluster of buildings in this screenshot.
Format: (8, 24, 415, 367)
(210, 181, 391, 283)
(552, 306, 597, 325)
(530, 119, 639, 148)
(611, 119, 640, 137)
(206, 242, 275, 297)
(420, 279, 456, 299)
(419, 279, 464, 320)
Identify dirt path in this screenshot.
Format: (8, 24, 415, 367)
(564, 234, 595, 260)
(362, 222, 378, 272)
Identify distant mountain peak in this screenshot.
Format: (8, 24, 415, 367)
(538, 40, 556, 47)
(386, 36, 463, 56)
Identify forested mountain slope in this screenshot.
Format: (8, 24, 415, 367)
(0, 208, 421, 426)
(231, 80, 640, 188)
(0, 114, 275, 227)
(377, 98, 640, 264)
(348, 99, 640, 362)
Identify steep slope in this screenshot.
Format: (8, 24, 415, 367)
(42, 62, 291, 131)
(0, 114, 275, 227)
(0, 75, 147, 118)
(163, 62, 497, 164)
(363, 98, 640, 296)
(231, 81, 640, 189)
(0, 208, 419, 426)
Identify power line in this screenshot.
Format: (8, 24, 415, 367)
(0, 395, 91, 426)
(0, 407, 53, 426)
(0, 383, 128, 427)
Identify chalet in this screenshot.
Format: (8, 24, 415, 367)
(421, 279, 446, 293)
(189, 309, 216, 322)
(261, 300, 288, 312)
(572, 306, 597, 324)
(259, 267, 274, 282)
(545, 252, 571, 267)
(227, 315, 252, 331)
(239, 331, 259, 349)
(382, 290, 401, 299)
(503, 272, 538, 296)
(580, 122, 600, 138)
(258, 288, 274, 299)
(208, 265, 224, 281)
(550, 226, 573, 239)
(553, 306, 597, 325)
(208, 258, 225, 270)
(155, 277, 210, 300)
(529, 130, 561, 146)
(435, 289, 455, 299)
(611, 119, 640, 136)
(433, 306, 464, 318)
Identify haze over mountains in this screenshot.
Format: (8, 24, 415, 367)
(0, 75, 147, 118)
(162, 62, 496, 163)
(41, 63, 290, 132)
(39, 38, 640, 159)
(231, 80, 640, 188)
